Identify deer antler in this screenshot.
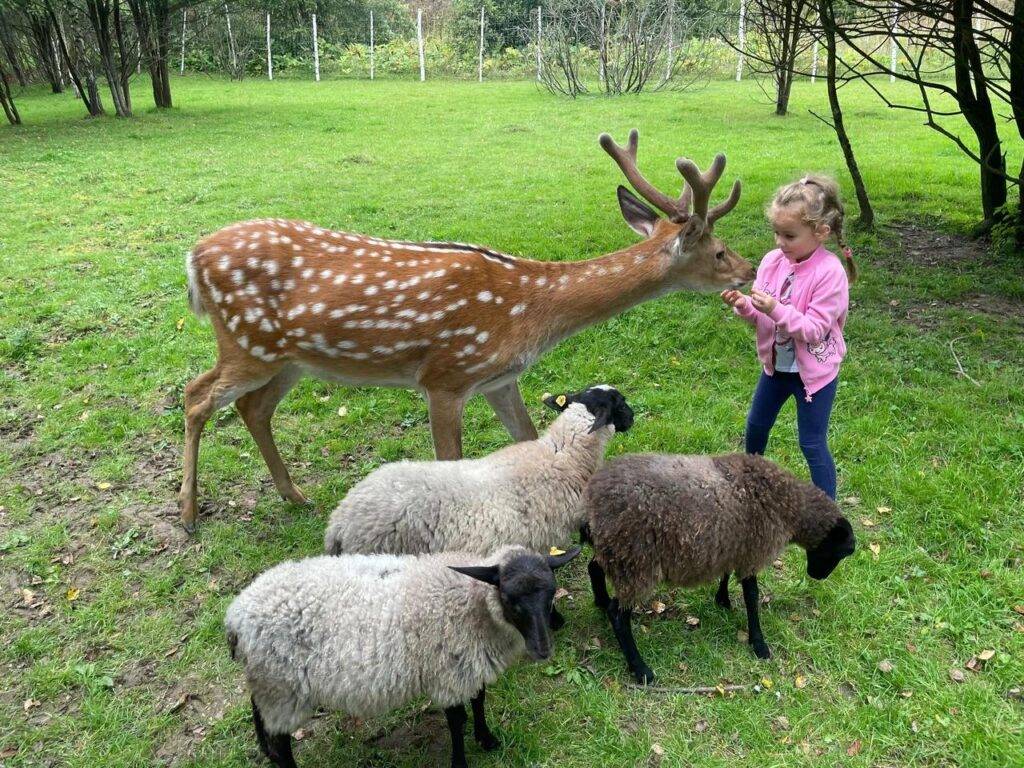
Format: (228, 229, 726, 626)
(601, 130, 741, 228)
(675, 154, 742, 226)
(599, 130, 690, 223)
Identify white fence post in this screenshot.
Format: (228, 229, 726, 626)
(225, 4, 237, 75)
(266, 13, 273, 80)
(664, 0, 673, 82)
(735, 0, 745, 82)
(312, 13, 320, 81)
(810, 14, 819, 83)
(417, 9, 425, 81)
(370, 10, 375, 80)
(535, 7, 541, 82)
(888, 1, 897, 83)
(180, 9, 186, 74)
(478, 6, 485, 82)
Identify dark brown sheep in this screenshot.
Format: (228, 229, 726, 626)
(584, 452, 855, 684)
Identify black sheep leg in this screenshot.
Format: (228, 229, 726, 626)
(252, 698, 297, 768)
(445, 702, 469, 768)
(588, 558, 611, 610)
(715, 572, 732, 609)
(741, 575, 771, 659)
(607, 598, 655, 684)
(470, 687, 500, 751)
(549, 606, 566, 631)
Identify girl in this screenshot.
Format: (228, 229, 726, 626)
(721, 175, 856, 500)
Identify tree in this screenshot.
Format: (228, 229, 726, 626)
(0, 52, 20, 124)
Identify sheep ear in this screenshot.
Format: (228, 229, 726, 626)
(547, 546, 582, 569)
(449, 565, 501, 586)
(587, 406, 612, 433)
(543, 393, 571, 413)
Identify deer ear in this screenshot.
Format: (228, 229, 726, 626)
(617, 186, 658, 237)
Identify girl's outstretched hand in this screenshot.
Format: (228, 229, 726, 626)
(750, 288, 777, 313)
(721, 289, 747, 308)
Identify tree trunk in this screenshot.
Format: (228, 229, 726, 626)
(1010, 0, 1023, 248)
(28, 14, 64, 94)
(953, 0, 1005, 228)
(44, 1, 104, 116)
(820, 0, 872, 228)
(127, 0, 173, 109)
(0, 14, 27, 88)
(0, 57, 21, 125)
(86, 0, 132, 117)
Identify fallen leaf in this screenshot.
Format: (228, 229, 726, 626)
(761, 677, 773, 689)
(978, 649, 996, 661)
(842, 495, 861, 506)
(164, 646, 180, 658)
(794, 674, 808, 689)
(21, 588, 35, 605)
(949, 668, 965, 683)
(337, 406, 348, 417)
(899, 689, 913, 698)
(79, 411, 90, 421)
(652, 600, 666, 614)
(847, 739, 862, 756)
(23, 698, 41, 712)
(876, 505, 891, 514)
(869, 542, 881, 560)
(175, 316, 185, 331)
(96, 482, 112, 491)
(685, 615, 700, 628)
(877, 660, 894, 674)
(66, 588, 80, 602)
(736, 630, 748, 643)
(693, 719, 709, 733)
(0, 747, 18, 758)
(294, 728, 307, 741)
(548, 546, 566, 556)
(166, 693, 190, 714)
(966, 658, 981, 672)
(860, 518, 876, 527)
(650, 743, 665, 757)
(1012, 605, 1024, 617)
(772, 715, 790, 731)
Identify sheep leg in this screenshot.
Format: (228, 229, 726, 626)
(588, 558, 611, 610)
(251, 698, 297, 768)
(482, 379, 539, 442)
(607, 598, 655, 685)
(470, 687, 500, 751)
(444, 702, 469, 768)
(715, 573, 732, 609)
(741, 575, 772, 659)
(549, 606, 566, 631)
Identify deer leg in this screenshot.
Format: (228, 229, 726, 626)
(179, 364, 272, 533)
(482, 380, 538, 442)
(235, 365, 308, 506)
(427, 390, 467, 460)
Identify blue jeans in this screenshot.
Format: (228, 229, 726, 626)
(744, 371, 838, 499)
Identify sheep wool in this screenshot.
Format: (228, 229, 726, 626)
(587, 452, 846, 605)
(324, 389, 632, 558)
(225, 547, 528, 736)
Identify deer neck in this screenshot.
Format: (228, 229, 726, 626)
(531, 244, 675, 348)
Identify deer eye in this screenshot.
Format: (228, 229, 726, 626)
(715, 250, 726, 260)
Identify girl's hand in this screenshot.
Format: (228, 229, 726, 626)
(750, 288, 777, 313)
(720, 289, 747, 308)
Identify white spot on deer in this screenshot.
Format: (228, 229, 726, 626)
(417, 291, 431, 301)
(290, 327, 306, 337)
(283, 279, 296, 291)
(270, 279, 281, 291)
(287, 304, 307, 320)
(231, 269, 245, 285)
(520, 275, 529, 284)
(218, 255, 230, 271)
(308, 285, 320, 294)
(250, 344, 266, 357)
(320, 269, 333, 279)
(495, 296, 504, 304)
(332, 274, 349, 285)
(382, 280, 398, 290)
(372, 346, 394, 355)
(510, 303, 526, 316)
(344, 235, 360, 242)
(260, 318, 274, 333)
(558, 274, 569, 285)
(292, 244, 303, 251)
(476, 331, 489, 343)
(456, 344, 477, 358)
(351, 274, 366, 285)
(465, 353, 499, 374)
(312, 303, 325, 315)
(477, 291, 493, 302)
(227, 315, 241, 332)
(311, 332, 327, 346)
(247, 242, 260, 251)
(301, 268, 314, 280)
(535, 276, 547, 286)
(244, 284, 259, 296)
(292, 256, 304, 268)
(354, 248, 366, 257)
(237, 335, 250, 350)
(364, 286, 379, 296)
(280, 235, 292, 244)
(276, 338, 288, 348)
(336, 340, 356, 349)
(263, 260, 279, 276)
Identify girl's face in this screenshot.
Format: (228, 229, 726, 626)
(771, 205, 830, 262)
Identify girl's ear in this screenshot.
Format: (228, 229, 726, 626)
(815, 223, 832, 242)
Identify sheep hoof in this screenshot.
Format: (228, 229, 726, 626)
(715, 595, 732, 610)
(752, 641, 772, 660)
(549, 608, 566, 632)
(631, 666, 657, 685)
(475, 731, 501, 751)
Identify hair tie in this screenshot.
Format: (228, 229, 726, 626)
(842, 245, 853, 260)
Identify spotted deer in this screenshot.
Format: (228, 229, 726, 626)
(179, 130, 755, 531)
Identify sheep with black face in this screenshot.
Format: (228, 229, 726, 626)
(324, 384, 633, 567)
(225, 545, 581, 768)
(584, 452, 855, 684)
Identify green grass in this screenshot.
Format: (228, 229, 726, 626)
(1, 76, 1022, 767)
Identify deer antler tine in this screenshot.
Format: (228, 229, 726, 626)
(703, 154, 727, 188)
(708, 179, 742, 226)
(600, 130, 685, 222)
(675, 157, 709, 219)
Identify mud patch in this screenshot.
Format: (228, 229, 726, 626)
(370, 709, 451, 761)
(885, 221, 990, 269)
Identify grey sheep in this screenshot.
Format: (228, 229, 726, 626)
(584, 452, 855, 683)
(225, 544, 581, 768)
(323, 385, 633, 600)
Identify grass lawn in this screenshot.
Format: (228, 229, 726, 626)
(1, 75, 1022, 767)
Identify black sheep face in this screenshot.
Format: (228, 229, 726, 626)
(805, 517, 856, 580)
(450, 547, 581, 660)
(543, 385, 634, 434)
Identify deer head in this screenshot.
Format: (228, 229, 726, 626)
(600, 129, 754, 291)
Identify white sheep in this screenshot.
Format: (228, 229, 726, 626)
(225, 544, 581, 768)
(323, 385, 633, 573)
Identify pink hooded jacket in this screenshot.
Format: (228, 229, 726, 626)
(734, 245, 849, 400)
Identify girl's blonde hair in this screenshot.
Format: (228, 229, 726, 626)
(770, 174, 857, 283)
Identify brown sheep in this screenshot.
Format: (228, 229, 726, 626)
(584, 452, 855, 684)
